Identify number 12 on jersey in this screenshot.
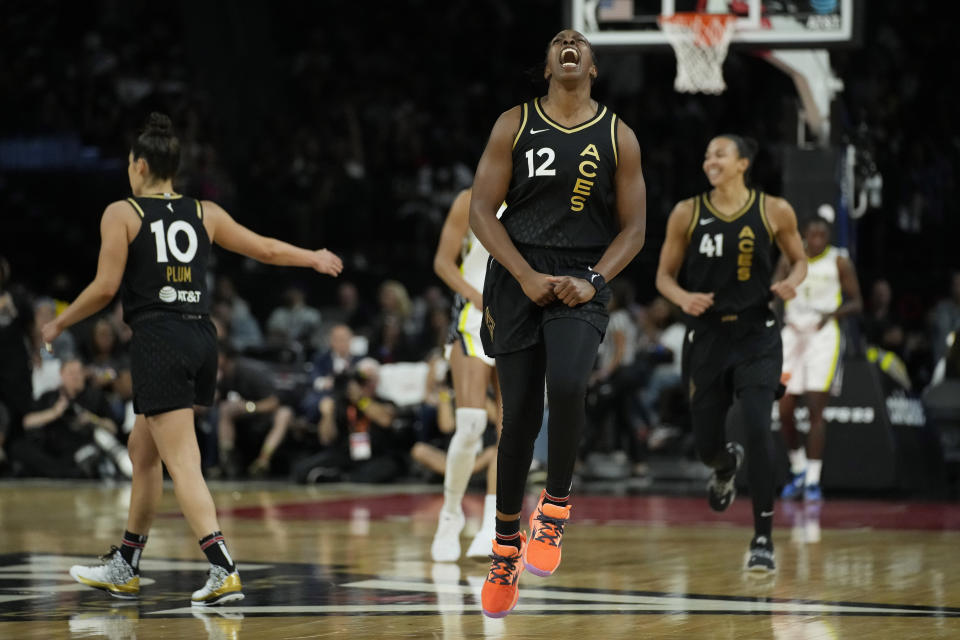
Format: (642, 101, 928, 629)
(525, 148, 556, 177)
(698, 233, 724, 258)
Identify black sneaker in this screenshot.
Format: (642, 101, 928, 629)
(745, 535, 776, 573)
(707, 442, 744, 512)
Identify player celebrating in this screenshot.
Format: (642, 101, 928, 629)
(430, 187, 502, 561)
(42, 113, 342, 605)
(470, 29, 646, 617)
(778, 213, 862, 502)
(656, 134, 806, 573)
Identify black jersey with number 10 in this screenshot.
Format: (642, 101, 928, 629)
(682, 190, 775, 316)
(121, 194, 211, 320)
(503, 97, 619, 250)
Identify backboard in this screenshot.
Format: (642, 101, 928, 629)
(569, 0, 860, 48)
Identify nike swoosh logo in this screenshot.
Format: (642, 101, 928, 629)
(766, 319, 776, 328)
(529, 128, 549, 134)
(760, 511, 775, 518)
(699, 217, 716, 226)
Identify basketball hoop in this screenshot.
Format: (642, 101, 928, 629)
(659, 13, 738, 94)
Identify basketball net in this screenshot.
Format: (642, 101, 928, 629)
(659, 13, 738, 94)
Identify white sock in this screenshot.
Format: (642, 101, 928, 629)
(806, 459, 822, 486)
(481, 494, 497, 531)
(788, 448, 807, 475)
(441, 407, 487, 517)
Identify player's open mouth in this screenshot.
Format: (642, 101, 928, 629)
(560, 46, 580, 70)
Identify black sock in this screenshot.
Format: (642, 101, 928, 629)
(495, 518, 522, 550)
(542, 490, 569, 508)
(199, 531, 235, 571)
(755, 511, 773, 542)
(119, 531, 147, 571)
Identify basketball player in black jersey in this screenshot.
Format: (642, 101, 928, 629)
(656, 134, 807, 573)
(40, 113, 342, 605)
(471, 29, 646, 618)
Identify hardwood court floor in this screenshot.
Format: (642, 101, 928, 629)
(1, 481, 959, 639)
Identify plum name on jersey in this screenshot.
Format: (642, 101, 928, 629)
(570, 143, 601, 213)
(165, 265, 192, 283)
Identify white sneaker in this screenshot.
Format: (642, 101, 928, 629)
(430, 510, 465, 562)
(465, 529, 495, 559)
(191, 564, 244, 607)
(69, 547, 140, 599)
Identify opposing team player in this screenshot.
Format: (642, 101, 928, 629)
(470, 29, 646, 617)
(430, 187, 502, 561)
(656, 134, 806, 573)
(778, 214, 862, 502)
(41, 113, 342, 605)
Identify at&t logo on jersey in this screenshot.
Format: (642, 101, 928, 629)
(158, 286, 201, 304)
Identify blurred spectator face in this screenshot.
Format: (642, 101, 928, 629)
(60, 359, 85, 396)
(338, 282, 358, 310)
(34, 299, 57, 327)
(355, 357, 380, 390)
(378, 281, 410, 316)
(284, 287, 305, 307)
(648, 297, 672, 327)
(216, 276, 237, 302)
(872, 280, 892, 311)
(92, 319, 116, 356)
(329, 324, 352, 357)
(804, 220, 830, 258)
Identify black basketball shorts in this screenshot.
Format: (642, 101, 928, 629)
(129, 312, 218, 417)
(480, 245, 611, 356)
(681, 308, 783, 412)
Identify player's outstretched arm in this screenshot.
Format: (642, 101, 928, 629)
(767, 197, 807, 301)
(41, 202, 132, 345)
(203, 200, 343, 276)
(655, 199, 714, 316)
(434, 188, 483, 308)
(470, 107, 555, 307)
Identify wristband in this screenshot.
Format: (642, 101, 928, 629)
(587, 269, 606, 293)
(357, 397, 371, 411)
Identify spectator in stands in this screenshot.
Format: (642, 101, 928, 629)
(215, 344, 294, 477)
(214, 275, 264, 351)
(319, 281, 371, 335)
(11, 358, 131, 479)
(290, 357, 401, 483)
(585, 280, 641, 466)
(862, 279, 905, 354)
(266, 284, 322, 350)
(930, 271, 960, 362)
(34, 297, 75, 359)
(85, 317, 133, 424)
(0, 256, 34, 473)
(638, 297, 688, 449)
(300, 324, 356, 422)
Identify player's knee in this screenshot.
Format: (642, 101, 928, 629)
(454, 407, 487, 443)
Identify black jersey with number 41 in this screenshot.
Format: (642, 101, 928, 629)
(121, 194, 211, 320)
(682, 190, 775, 316)
(503, 97, 620, 251)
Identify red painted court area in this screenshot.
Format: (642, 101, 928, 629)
(214, 492, 960, 531)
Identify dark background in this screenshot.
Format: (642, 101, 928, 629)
(1, 0, 956, 327)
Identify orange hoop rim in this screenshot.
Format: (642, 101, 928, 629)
(658, 12, 738, 47)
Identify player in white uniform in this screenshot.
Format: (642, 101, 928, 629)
(430, 188, 502, 561)
(778, 216, 862, 501)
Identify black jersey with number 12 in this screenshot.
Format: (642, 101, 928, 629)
(121, 194, 211, 320)
(682, 190, 775, 316)
(503, 97, 619, 251)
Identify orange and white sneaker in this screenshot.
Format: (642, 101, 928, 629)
(480, 534, 526, 619)
(524, 491, 570, 577)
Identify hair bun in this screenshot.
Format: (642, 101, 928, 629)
(145, 112, 174, 135)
